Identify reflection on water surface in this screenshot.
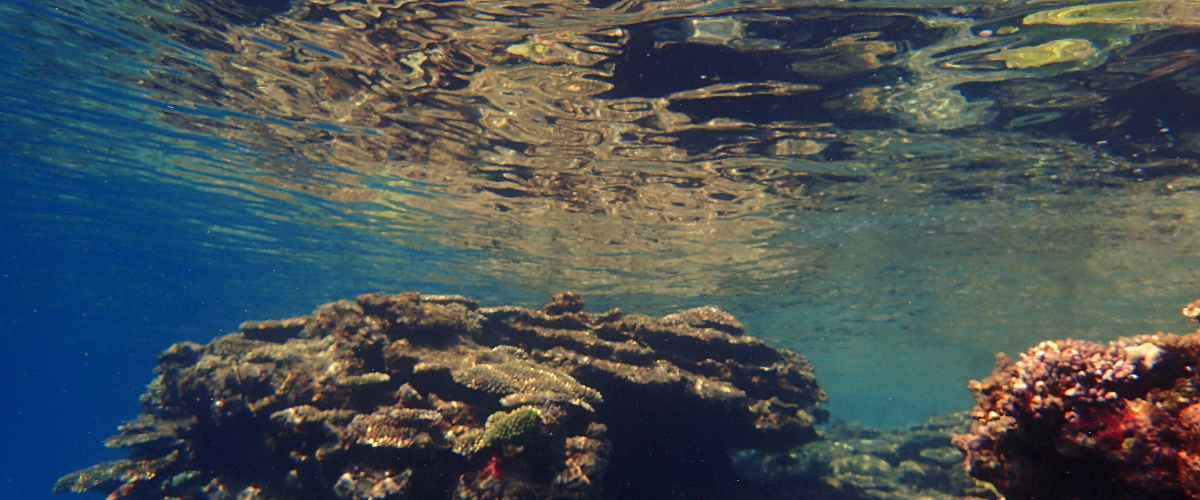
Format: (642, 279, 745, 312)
(7, 0, 1200, 426)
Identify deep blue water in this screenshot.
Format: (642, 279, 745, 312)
(0, 162, 359, 498)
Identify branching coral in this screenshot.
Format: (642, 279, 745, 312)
(482, 406, 543, 448)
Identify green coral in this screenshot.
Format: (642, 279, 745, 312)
(482, 406, 542, 447)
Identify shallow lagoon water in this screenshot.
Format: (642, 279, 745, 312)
(4, 0, 1200, 497)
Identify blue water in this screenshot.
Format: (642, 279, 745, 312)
(5, 0, 1200, 498)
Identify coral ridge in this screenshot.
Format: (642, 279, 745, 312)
(55, 291, 825, 500)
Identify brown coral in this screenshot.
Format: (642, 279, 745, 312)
(56, 291, 825, 500)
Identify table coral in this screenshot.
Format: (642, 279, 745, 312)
(953, 301, 1200, 500)
(54, 291, 825, 500)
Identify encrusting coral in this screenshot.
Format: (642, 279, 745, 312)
(953, 299, 1200, 500)
(54, 291, 826, 500)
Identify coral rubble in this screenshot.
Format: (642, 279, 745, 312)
(54, 291, 825, 500)
(733, 412, 989, 500)
(954, 300, 1200, 499)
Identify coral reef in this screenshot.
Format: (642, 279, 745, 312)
(953, 300, 1200, 499)
(54, 291, 825, 500)
(732, 412, 991, 500)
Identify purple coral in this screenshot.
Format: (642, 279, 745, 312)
(997, 339, 1146, 420)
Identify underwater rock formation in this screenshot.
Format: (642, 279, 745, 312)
(954, 300, 1200, 500)
(54, 291, 826, 500)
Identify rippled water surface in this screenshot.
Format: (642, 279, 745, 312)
(5, 0, 1200, 496)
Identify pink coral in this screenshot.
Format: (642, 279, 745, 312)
(954, 310, 1200, 500)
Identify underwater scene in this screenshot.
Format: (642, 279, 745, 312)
(5, 0, 1200, 497)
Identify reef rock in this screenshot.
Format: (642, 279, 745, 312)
(953, 300, 1200, 500)
(54, 291, 825, 500)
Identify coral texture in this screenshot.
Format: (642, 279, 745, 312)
(482, 406, 542, 448)
(953, 300, 1200, 500)
(55, 291, 825, 500)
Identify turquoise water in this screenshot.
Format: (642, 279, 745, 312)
(4, 0, 1200, 497)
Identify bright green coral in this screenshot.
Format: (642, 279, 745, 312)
(482, 406, 542, 447)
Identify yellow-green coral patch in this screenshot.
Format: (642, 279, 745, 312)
(482, 406, 542, 447)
